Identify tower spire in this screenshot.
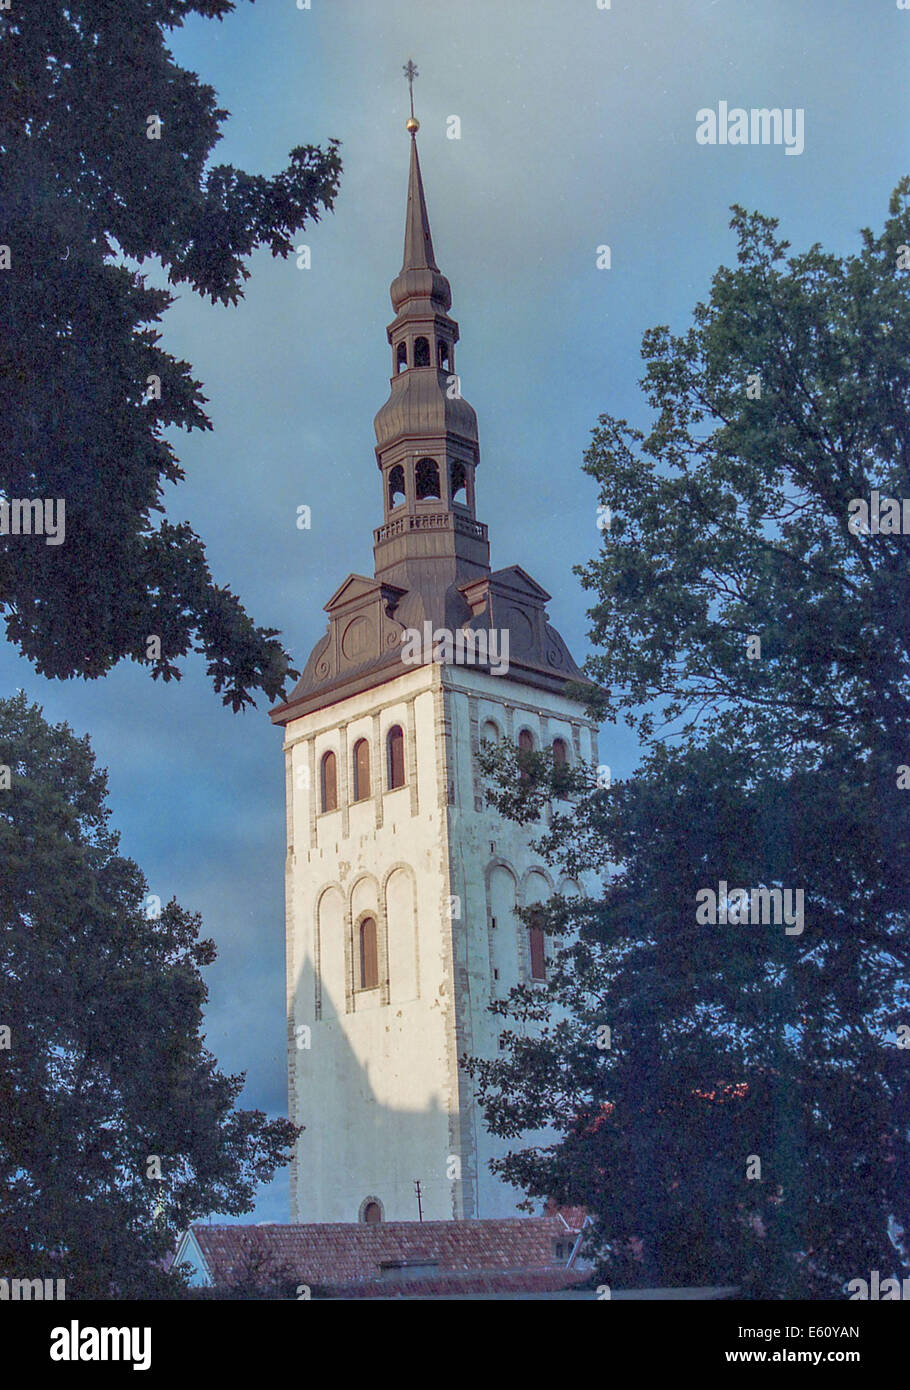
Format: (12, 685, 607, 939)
(402, 130, 438, 273)
(401, 58, 436, 272)
(371, 89, 488, 597)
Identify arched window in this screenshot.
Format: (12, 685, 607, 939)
(359, 916, 379, 990)
(360, 1198, 383, 1224)
(450, 460, 467, 504)
(481, 719, 500, 745)
(387, 725, 405, 790)
(415, 457, 441, 501)
(437, 339, 451, 371)
(552, 737, 569, 767)
(518, 728, 535, 785)
(320, 750, 337, 812)
(396, 341, 408, 373)
(414, 336, 430, 367)
(388, 464, 406, 510)
(528, 909, 546, 981)
(353, 738, 370, 801)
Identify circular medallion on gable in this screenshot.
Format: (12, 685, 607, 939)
(341, 616, 374, 662)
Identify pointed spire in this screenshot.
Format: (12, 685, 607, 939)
(389, 130, 451, 316)
(402, 135, 439, 273)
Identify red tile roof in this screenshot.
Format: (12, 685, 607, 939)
(543, 1201, 589, 1232)
(187, 1217, 585, 1289)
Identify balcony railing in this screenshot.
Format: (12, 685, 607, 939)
(374, 513, 488, 545)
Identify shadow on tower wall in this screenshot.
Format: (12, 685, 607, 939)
(288, 954, 530, 1224)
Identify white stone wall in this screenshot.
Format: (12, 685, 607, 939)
(281, 660, 598, 1224)
(441, 666, 599, 1217)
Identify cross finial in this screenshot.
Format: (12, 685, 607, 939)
(403, 58, 419, 132)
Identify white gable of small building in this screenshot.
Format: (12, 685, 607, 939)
(172, 1229, 212, 1287)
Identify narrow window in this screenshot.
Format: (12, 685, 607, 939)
(518, 728, 534, 785)
(416, 457, 441, 501)
(363, 1200, 382, 1224)
(528, 910, 546, 981)
(450, 460, 467, 504)
(481, 719, 500, 745)
(359, 916, 379, 990)
(353, 738, 371, 801)
(396, 341, 408, 373)
(414, 335, 430, 367)
(438, 340, 451, 371)
(387, 725, 405, 790)
(320, 750, 337, 812)
(388, 464, 406, 510)
(552, 737, 569, 767)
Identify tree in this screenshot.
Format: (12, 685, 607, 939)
(187, 1229, 301, 1300)
(579, 179, 910, 766)
(471, 738, 910, 1295)
(0, 2, 342, 709)
(0, 692, 298, 1298)
(467, 183, 910, 1297)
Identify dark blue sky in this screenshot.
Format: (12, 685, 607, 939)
(3, 0, 908, 1222)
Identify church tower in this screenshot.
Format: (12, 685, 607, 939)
(270, 108, 597, 1224)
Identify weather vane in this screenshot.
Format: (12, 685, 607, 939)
(403, 58, 419, 133)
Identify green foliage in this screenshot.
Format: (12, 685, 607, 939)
(468, 184, 910, 1297)
(0, 2, 342, 709)
(0, 693, 298, 1298)
(579, 179, 910, 761)
(183, 1231, 303, 1300)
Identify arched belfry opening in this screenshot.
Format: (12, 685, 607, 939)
(450, 460, 467, 505)
(415, 457, 441, 501)
(388, 464, 406, 510)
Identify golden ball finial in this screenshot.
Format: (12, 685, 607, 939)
(406, 115, 420, 134)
